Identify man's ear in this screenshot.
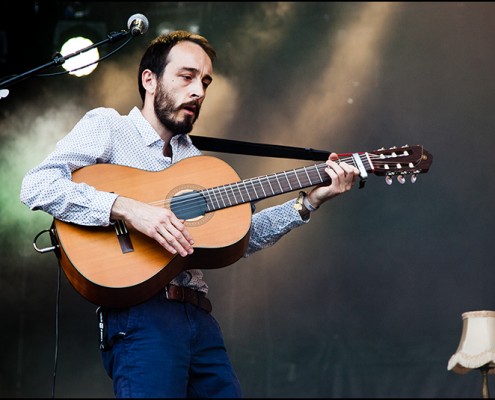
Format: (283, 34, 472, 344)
(141, 69, 156, 94)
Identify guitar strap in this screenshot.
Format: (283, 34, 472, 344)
(189, 135, 331, 161)
(190, 135, 368, 189)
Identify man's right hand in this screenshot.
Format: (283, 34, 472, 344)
(111, 196, 194, 257)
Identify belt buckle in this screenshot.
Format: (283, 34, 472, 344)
(165, 285, 185, 302)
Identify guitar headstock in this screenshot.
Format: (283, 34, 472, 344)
(368, 145, 433, 185)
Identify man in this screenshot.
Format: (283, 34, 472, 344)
(20, 30, 360, 398)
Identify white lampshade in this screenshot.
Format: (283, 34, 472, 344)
(448, 310, 495, 374)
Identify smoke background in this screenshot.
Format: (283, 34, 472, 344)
(1, 2, 495, 397)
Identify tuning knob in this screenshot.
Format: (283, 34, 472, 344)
(386, 176, 393, 185)
(397, 175, 405, 184)
(411, 174, 417, 183)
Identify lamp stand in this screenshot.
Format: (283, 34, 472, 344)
(481, 364, 492, 399)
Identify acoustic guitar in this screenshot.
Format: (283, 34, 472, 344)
(48, 145, 432, 307)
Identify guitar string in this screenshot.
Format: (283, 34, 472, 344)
(145, 154, 421, 214)
(142, 152, 423, 215)
(145, 153, 422, 212)
(146, 160, 334, 210)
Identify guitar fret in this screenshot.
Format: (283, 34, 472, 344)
(225, 188, 233, 205)
(282, 171, 293, 191)
(257, 177, 268, 198)
(265, 175, 276, 195)
(231, 184, 241, 205)
(273, 174, 284, 193)
(221, 186, 232, 207)
(293, 169, 303, 188)
(235, 183, 244, 204)
(217, 188, 228, 208)
(315, 165, 324, 183)
(292, 171, 301, 188)
(303, 166, 311, 184)
(204, 190, 214, 212)
(255, 178, 263, 198)
(212, 188, 223, 210)
(236, 180, 253, 203)
(207, 189, 216, 210)
(248, 179, 260, 200)
(242, 180, 252, 201)
(234, 181, 246, 203)
(205, 188, 219, 211)
(265, 175, 279, 195)
(292, 169, 304, 189)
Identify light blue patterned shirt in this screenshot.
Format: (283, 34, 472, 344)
(20, 106, 307, 293)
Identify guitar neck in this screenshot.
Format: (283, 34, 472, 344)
(170, 144, 430, 220)
(202, 153, 372, 212)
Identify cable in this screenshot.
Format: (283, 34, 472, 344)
(51, 261, 62, 398)
(37, 36, 134, 78)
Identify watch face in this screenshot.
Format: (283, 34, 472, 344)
(294, 192, 304, 210)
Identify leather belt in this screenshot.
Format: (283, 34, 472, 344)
(165, 284, 212, 313)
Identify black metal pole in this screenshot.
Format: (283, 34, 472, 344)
(0, 30, 129, 89)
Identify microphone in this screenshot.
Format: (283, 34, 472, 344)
(127, 13, 149, 37)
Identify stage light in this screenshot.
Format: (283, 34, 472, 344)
(59, 36, 99, 77)
(53, 20, 107, 77)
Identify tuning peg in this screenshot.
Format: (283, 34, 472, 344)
(397, 175, 405, 184)
(386, 176, 393, 185)
(411, 174, 417, 183)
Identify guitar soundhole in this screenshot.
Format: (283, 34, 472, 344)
(167, 184, 213, 227)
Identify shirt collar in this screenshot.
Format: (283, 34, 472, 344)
(128, 106, 193, 147)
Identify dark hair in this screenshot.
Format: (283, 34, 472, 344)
(137, 30, 217, 102)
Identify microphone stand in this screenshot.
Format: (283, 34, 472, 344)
(0, 29, 131, 90)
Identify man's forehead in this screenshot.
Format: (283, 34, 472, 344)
(167, 41, 213, 71)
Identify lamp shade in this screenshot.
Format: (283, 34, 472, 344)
(448, 310, 495, 374)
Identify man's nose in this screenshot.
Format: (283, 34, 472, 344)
(190, 80, 205, 99)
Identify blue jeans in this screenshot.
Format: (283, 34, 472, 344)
(100, 290, 242, 398)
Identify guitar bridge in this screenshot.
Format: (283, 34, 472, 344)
(112, 219, 134, 253)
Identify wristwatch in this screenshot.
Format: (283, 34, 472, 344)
(294, 191, 317, 220)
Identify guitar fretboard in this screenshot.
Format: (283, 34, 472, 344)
(202, 153, 372, 212)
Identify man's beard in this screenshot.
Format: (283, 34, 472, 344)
(154, 85, 200, 136)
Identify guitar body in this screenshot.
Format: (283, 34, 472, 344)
(53, 155, 252, 308)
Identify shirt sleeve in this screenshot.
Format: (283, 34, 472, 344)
(19, 108, 120, 226)
(244, 197, 309, 257)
